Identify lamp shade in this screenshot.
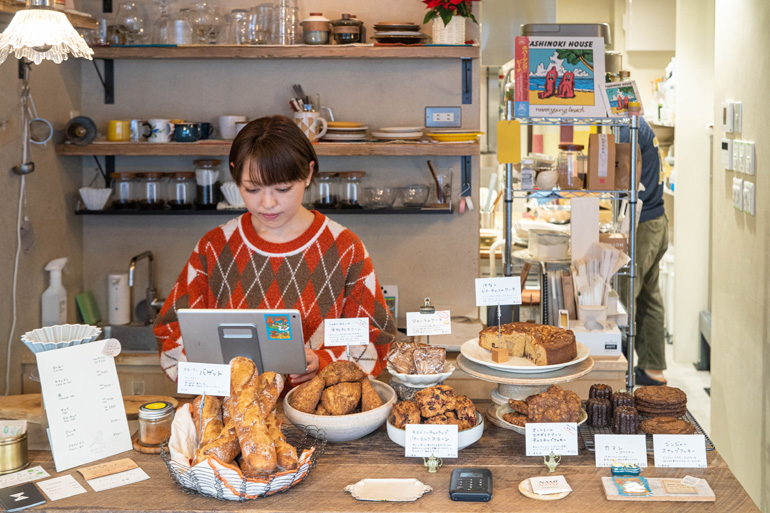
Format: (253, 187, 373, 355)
(0, 7, 94, 65)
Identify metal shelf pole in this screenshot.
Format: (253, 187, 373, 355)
(626, 115, 639, 389)
(504, 100, 514, 278)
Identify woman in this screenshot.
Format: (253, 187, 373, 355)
(153, 115, 396, 385)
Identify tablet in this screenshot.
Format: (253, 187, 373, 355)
(178, 308, 308, 375)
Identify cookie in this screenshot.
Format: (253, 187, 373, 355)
(634, 385, 687, 406)
(507, 398, 529, 415)
(503, 411, 528, 427)
(641, 417, 696, 434)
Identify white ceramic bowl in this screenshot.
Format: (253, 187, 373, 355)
(79, 187, 112, 210)
(283, 379, 396, 442)
(535, 169, 558, 190)
(220, 182, 245, 207)
(387, 412, 484, 450)
(386, 362, 455, 386)
(21, 324, 102, 354)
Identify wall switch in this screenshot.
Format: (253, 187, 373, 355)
(737, 140, 746, 173)
(733, 140, 742, 173)
(733, 101, 742, 133)
(721, 138, 733, 170)
(425, 107, 462, 128)
(732, 177, 744, 210)
(743, 180, 755, 215)
(722, 101, 734, 133)
(744, 141, 755, 175)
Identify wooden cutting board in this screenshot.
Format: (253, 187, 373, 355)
(0, 394, 178, 424)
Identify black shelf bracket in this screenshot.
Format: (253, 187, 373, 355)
(461, 58, 472, 104)
(103, 0, 112, 13)
(92, 59, 114, 104)
(460, 155, 471, 197)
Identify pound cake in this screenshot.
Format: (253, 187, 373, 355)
(478, 322, 577, 366)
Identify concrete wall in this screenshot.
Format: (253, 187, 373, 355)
(711, 1, 770, 509)
(0, 58, 84, 394)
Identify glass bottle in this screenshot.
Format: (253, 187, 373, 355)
(339, 171, 365, 209)
(137, 401, 174, 447)
(137, 172, 166, 209)
(194, 159, 221, 209)
(166, 172, 196, 209)
(330, 14, 362, 44)
(312, 172, 338, 208)
(110, 172, 136, 209)
(557, 144, 586, 190)
(520, 158, 535, 191)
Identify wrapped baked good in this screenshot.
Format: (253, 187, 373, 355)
(413, 346, 446, 374)
(386, 342, 417, 374)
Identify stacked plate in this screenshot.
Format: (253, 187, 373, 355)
(426, 129, 484, 142)
(372, 21, 427, 44)
(323, 122, 368, 142)
(371, 126, 423, 140)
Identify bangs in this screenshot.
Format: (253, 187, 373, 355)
(242, 137, 306, 186)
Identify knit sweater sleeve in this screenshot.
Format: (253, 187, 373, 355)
(152, 237, 212, 382)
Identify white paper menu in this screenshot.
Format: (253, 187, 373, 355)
(36, 340, 132, 472)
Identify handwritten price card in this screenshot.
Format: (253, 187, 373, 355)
(405, 424, 458, 458)
(177, 362, 231, 396)
(525, 423, 579, 456)
(475, 277, 522, 306)
(406, 310, 452, 337)
(653, 435, 707, 468)
(36, 340, 132, 472)
(594, 434, 648, 467)
(324, 318, 369, 347)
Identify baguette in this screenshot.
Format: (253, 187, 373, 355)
(265, 413, 298, 470)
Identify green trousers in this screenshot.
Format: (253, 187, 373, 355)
(618, 214, 669, 371)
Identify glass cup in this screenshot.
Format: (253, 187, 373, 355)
(167, 14, 193, 44)
(115, 2, 147, 44)
(190, 2, 215, 43)
(428, 169, 453, 207)
(226, 9, 250, 44)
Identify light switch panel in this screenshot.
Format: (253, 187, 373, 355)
(733, 140, 742, 173)
(744, 141, 755, 175)
(733, 101, 742, 133)
(743, 181, 755, 215)
(721, 138, 733, 170)
(733, 177, 744, 210)
(722, 101, 734, 133)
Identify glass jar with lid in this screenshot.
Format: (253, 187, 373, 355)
(194, 159, 221, 209)
(557, 143, 585, 190)
(338, 171, 365, 209)
(166, 172, 196, 209)
(110, 172, 136, 209)
(330, 14, 362, 44)
(137, 172, 166, 209)
(312, 172, 338, 208)
(300, 13, 330, 44)
(137, 401, 174, 447)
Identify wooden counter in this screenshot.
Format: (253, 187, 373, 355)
(23, 401, 758, 513)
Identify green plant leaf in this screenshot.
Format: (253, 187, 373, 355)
(423, 11, 437, 24)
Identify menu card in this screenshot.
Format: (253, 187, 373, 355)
(475, 277, 522, 306)
(324, 318, 369, 347)
(594, 434, 648, 467)
(36, 340, 132, 472)
(653, 435, 707, 468)
(525, 423, 578, 456)
(405, 311, 452, 336)
(405, 424, 458, 458)
(177, 362, 230, 396)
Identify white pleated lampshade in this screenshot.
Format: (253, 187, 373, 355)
(0, 6, 94, 65)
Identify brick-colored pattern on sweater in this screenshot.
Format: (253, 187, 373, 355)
(153, 211, 396, 381)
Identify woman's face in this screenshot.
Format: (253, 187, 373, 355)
(238, 163, 313, 235)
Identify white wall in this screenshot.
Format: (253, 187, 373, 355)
(711, 0, 770, 509)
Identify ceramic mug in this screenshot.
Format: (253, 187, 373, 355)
(144, 119, 172, 143)
(196, 122, 214, 140)
(234, 121, 249, 137)
(293, 111, 328, 141)
(173, 122, 200, 142)
(129, 119, 148, 142)
(218, 115, 247, 140)
(107, 120, 130, 141)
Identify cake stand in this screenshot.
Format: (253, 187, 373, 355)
(456, 353, 594, 431)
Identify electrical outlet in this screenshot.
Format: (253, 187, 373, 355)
(425, 107, 462, 128)
(743, 180, 755, 215)
(732, 177, 743, 210)
(744, 141, 755, 175)
(721, 138, 733, 170)
(733, 101, 742, 133)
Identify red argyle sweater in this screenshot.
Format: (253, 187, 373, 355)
(153, 211, 396, 381)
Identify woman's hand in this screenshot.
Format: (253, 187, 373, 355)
(288, 347, 319, 386)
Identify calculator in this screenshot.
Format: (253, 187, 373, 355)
(449, 468, 493, 502)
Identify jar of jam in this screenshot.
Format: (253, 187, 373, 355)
(166, 172, 196, 209)
(557, 143, 586, 190)
(138, 401, 174, 447)
(338, 171, 365, 209)
(137, 172, 166, 209)
(110, 172, 136, 209)
(330, 14, 362, 44)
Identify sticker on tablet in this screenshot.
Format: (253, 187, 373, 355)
(265, 315, 292, 340)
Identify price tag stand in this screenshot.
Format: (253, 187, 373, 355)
(419, 298, 436, 345)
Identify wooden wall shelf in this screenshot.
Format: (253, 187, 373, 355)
(0, 0, 96, 30)
(90, 45, 479, 60)
(76, 207, 452, 216)
(56, 141, 480, 157)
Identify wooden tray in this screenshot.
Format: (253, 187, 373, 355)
(602, 477, 715, 502)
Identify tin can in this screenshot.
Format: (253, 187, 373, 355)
(0, 433, 29, 475)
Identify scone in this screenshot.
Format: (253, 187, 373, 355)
(319, 360, 365, 386)
(453, 395, 478, 430)
(320, 382, 362, 415)
(414, 385, 457, 418)
(389, 401, 421, 429)
(359, 377, 383, 412)
(288, 375, 325, 414)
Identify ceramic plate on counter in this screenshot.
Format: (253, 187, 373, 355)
(376, 126, 424, 133)
(327, 121, 363, 128)
(371, 131, 423, 140)
(321, 133, 369, 141)
(496, 403, 587, 434)
(426, 132, 482, 142)
(345, 478, 432, 502)
(325, 126, 369, 132)
(460, 339, 589, 374)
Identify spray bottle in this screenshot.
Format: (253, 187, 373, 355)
(41, 257, 68, 326)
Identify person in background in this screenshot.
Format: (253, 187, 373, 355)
(619, 116, 668, 386)
(153, 115, 396, 385)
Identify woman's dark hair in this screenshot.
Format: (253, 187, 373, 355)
(229, 115, 318, 186)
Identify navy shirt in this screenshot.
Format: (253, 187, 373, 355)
(618, 118, 664, 223)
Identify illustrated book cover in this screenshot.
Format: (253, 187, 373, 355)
(601, 80, 644, 117)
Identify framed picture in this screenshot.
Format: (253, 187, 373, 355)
(514, 36, 607, 118)
(601, 80, 644, 117)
